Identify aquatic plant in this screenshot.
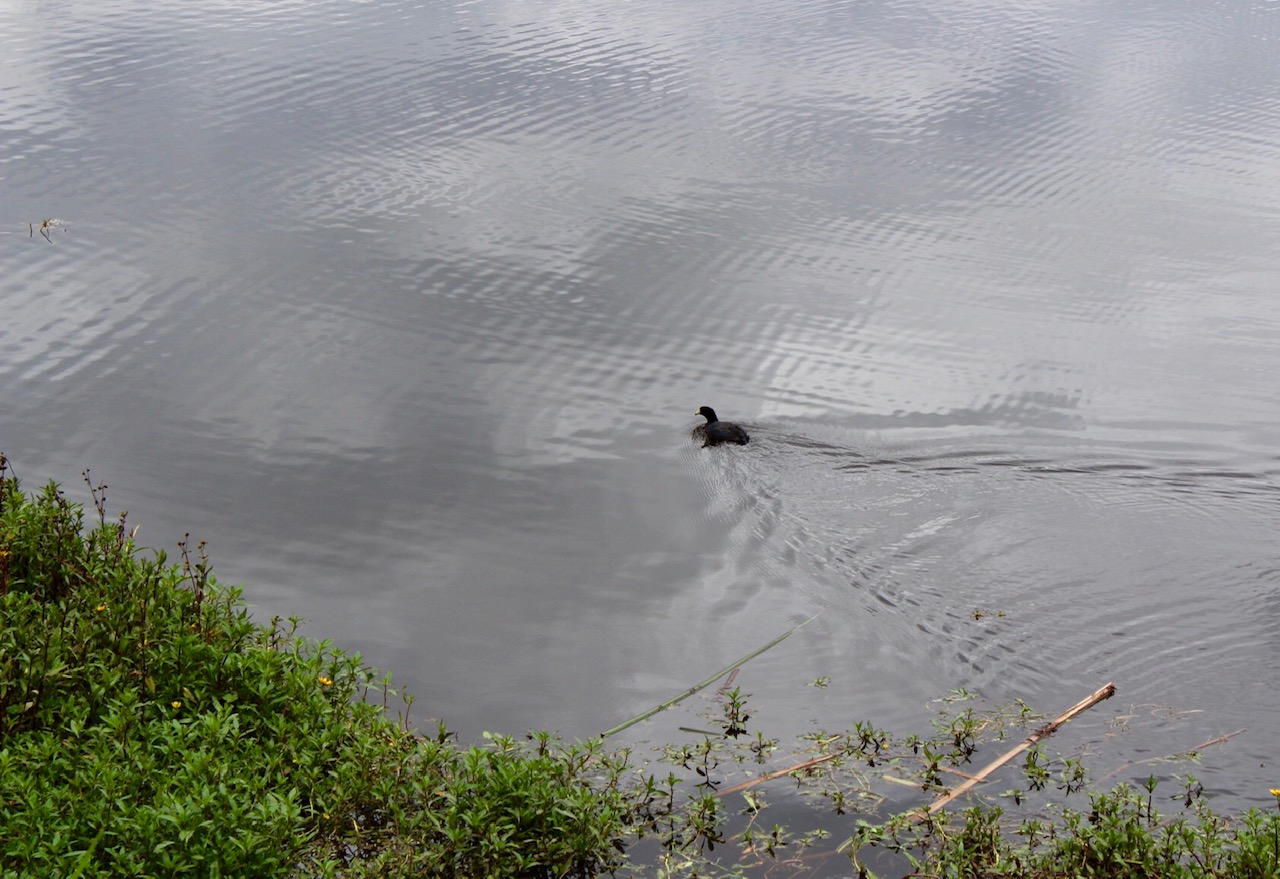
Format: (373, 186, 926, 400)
(2, 455, 1275, 878)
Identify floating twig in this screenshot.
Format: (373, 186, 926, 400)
(600, 613, 821, 739)
(716, 753, 840, 797)
(27, 218, 64, 241)
(1095, 727, 1246, 785)
(1186, 728, 1246, 751)
(921, 681, 1116, 817)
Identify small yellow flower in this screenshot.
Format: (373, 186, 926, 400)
(318, 676, 334, 687)
(95, 604, 107, 612)
(1271, 788, 1280, 798)
(172, 700, 182, 709)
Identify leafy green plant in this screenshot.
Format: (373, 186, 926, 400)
(5, 456, 1278, 879)
(0, 462, 635, 879)
(848, 780, 1280, 879)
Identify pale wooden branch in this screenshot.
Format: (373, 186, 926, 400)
(716, 753, 840, 798)
(1186, 728, 1245, 751)
(921, 682, 1116, 817)
(1095, 727, 1246, 785)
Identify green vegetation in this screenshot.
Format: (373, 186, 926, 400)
(853, 776, 1280, 878)
(0, 463, 633, 878)
(2, 456, 1277, 878)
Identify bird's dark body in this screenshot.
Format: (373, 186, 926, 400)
(694, 406, 749, 447)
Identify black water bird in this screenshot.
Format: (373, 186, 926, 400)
(693, 406, 749, 447)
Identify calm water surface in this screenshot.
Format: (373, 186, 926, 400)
(5, 0, 1280, 817)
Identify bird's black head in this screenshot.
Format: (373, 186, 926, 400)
(696, 406, 719, 423)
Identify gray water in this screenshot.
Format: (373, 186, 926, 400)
(4, 0, 1280, 819)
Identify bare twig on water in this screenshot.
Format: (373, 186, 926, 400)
(1095, 727, 1246, 785)
(600, 613, 821, 739)
(20, 219, 65, 241)
(716, 753, 841, 797)
(920, 682, 1117, 817)
(1185, 728, 1246, 752)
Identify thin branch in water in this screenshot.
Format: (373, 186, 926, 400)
(919, 681, 1116, 818)
(600, 613, 821, 739)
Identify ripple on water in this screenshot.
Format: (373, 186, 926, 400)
(5, 0, 1280, 796)
(685, 423, 1280, 714)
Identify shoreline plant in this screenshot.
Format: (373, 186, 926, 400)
(0, 460, 634, 878)
(1, 455, 1276, 878)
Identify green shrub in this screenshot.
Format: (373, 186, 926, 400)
(6, 459, 1276, 879)
(0, 465, 630, 878)
(864, 781, 1280, 879)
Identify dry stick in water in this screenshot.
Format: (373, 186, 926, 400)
(714, 683, 1117, 805)
(921, 681, 1117, 818)
(717, 753, 841, 798)
(600, 613, 821, 739)
(1094, 727, 1245, 786)
(1189, 729, 1246, 750)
